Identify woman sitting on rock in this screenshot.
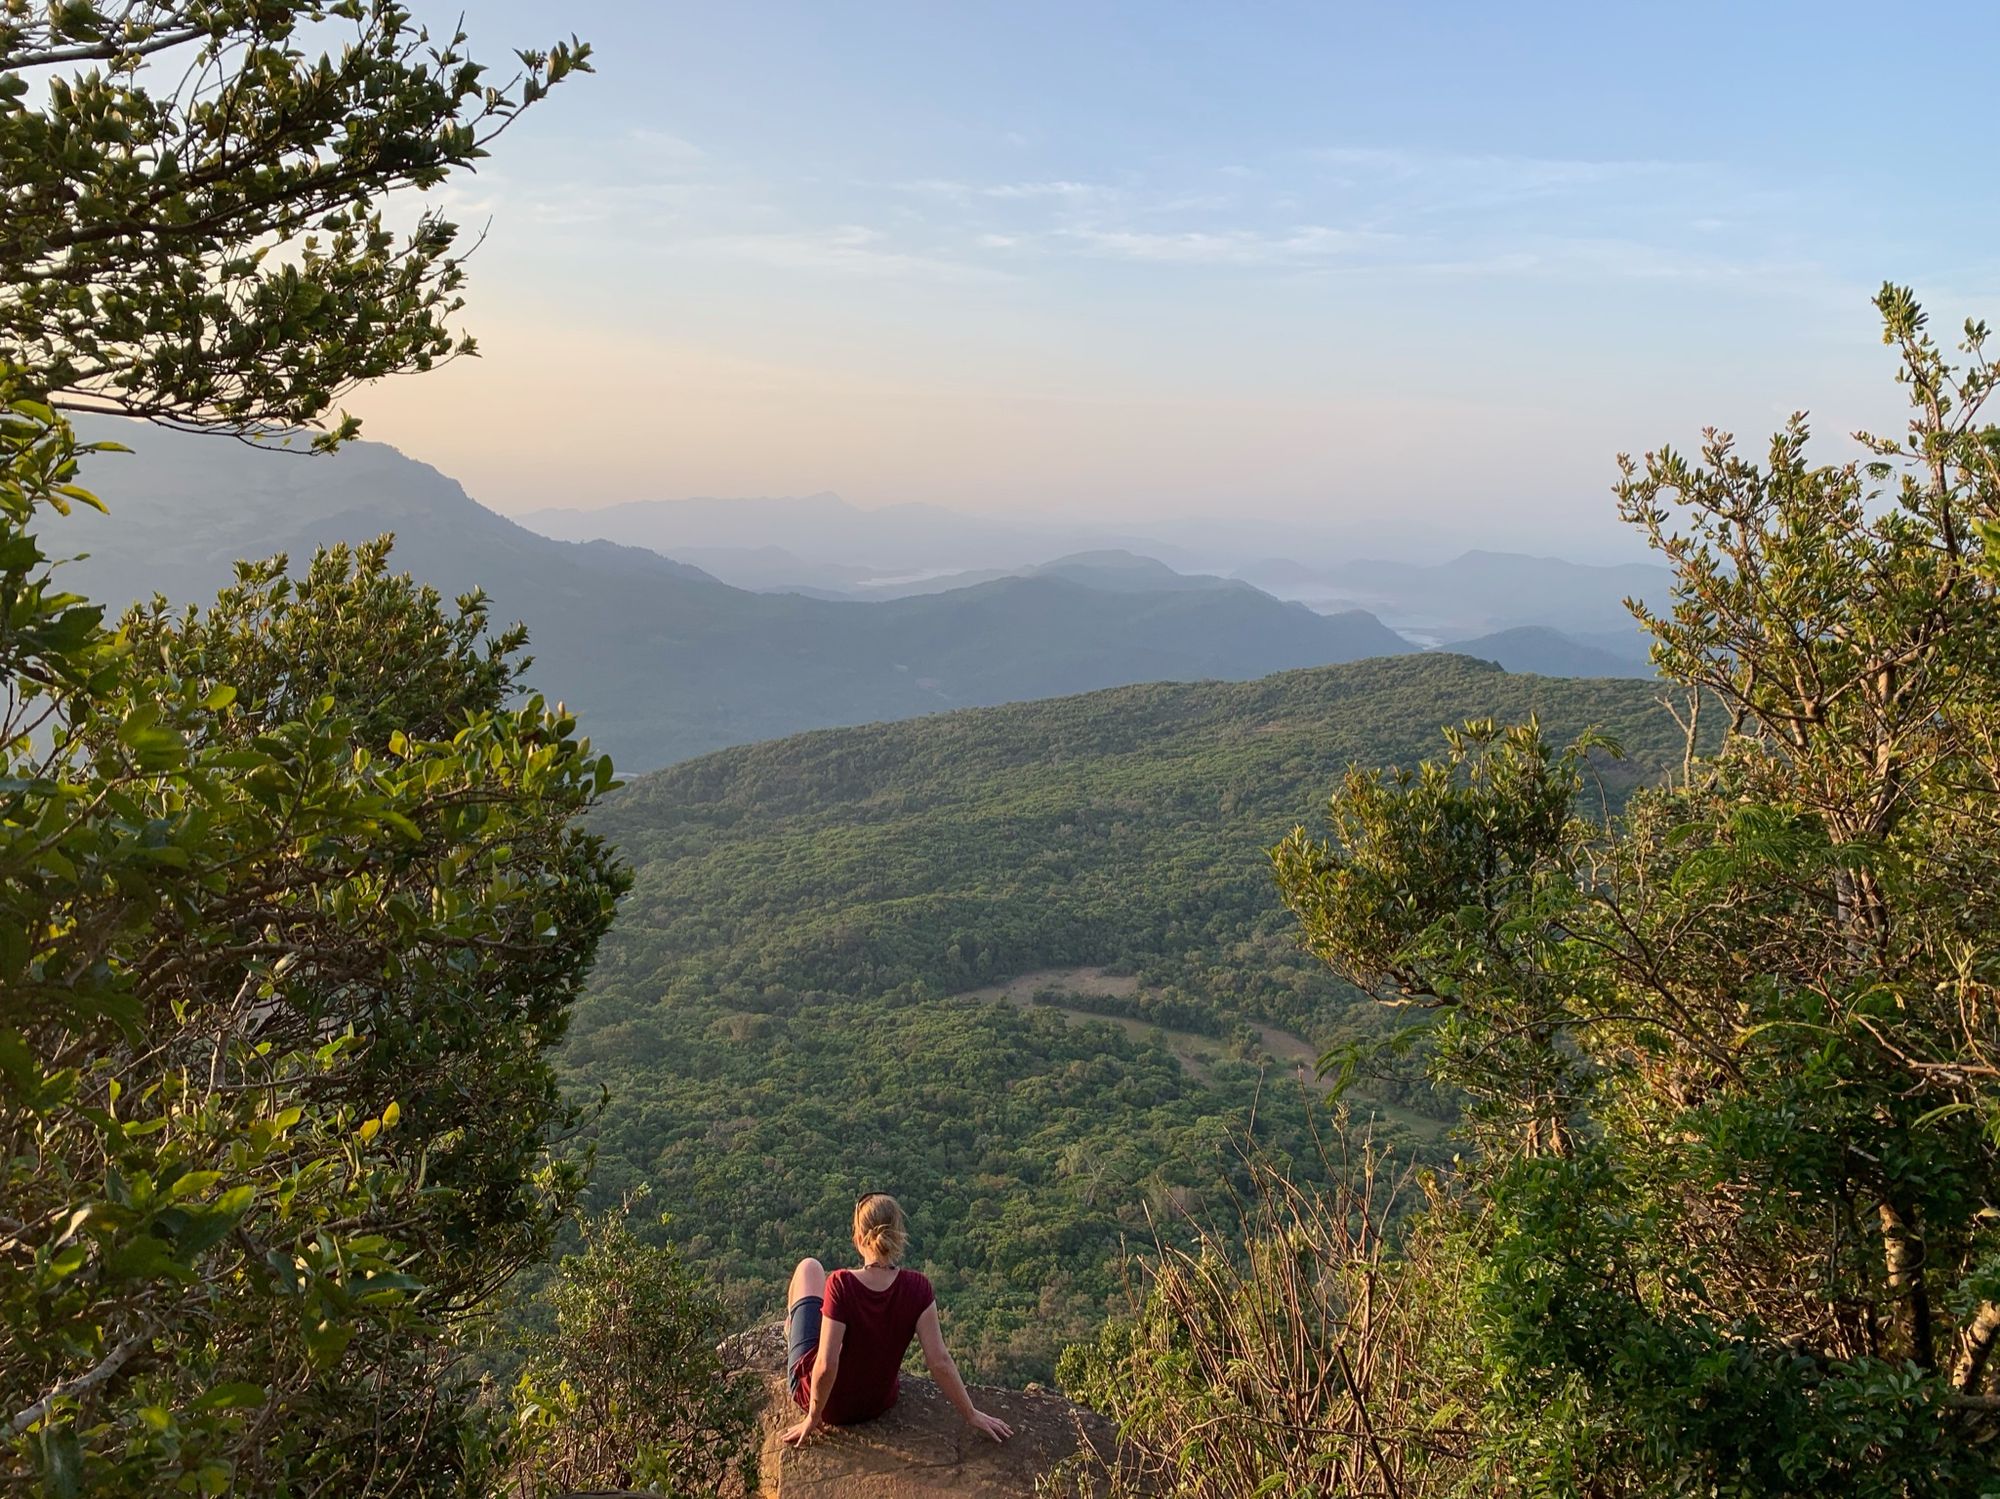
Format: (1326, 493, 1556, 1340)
(781, 1192, 1014, 1447)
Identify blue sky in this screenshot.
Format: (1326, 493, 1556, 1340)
(349, 1, 2000, 557)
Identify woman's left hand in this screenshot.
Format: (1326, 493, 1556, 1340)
(781, 1414, 826, 1448)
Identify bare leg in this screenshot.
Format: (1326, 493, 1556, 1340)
(788, 1255, 826, 1307)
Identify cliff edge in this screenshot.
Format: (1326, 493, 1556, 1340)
(722, 1322, 1116, 1498)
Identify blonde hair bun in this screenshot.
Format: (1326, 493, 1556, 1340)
(853, 1192, 909, 1265)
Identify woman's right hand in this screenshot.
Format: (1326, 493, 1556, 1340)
(968, 1408, 1013, 1443)
(781, 1413, 826, 1448)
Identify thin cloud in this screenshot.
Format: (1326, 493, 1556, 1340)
(626, 127, 709, 166)
(1063, 224, 1385, 266)
(985, 180, 1102, 200)
(1394, 236, 1848, 302)
(898, 178, 1110, 203)
(684, 225, 1012, 284)
(489, 133, 1805, 292)
(1311, 144, 1694, 186)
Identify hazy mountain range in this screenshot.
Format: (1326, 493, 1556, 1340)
(517, 492, 1202, 582)
(47, 424, 1664, 770)
(56, 423, 1443, 771)
(1249, 551, 1668, 652)
(522, 491, 1666, 660)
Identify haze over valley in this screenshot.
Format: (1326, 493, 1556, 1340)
(67, 421, 1660, 773)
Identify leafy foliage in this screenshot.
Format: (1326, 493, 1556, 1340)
(569, 657, 1678, 1385)
(1275, 718, 1623, 1162)
(0, 396, 626, 1495)
(0, 10, 639, 1490)
(1, 2, 588, 443)
(1275, 288, 2000, 1495)
(511, 1199, 760, 1499)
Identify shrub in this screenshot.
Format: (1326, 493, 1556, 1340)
(511, 1203, 759, 1499)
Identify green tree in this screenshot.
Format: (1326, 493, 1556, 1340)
(0, 398, 627, 1494)
(1274, 287, 2000, 1494)
(1, 5, 634, 1491)
(1, 1, 588, 444)
(512, 1200, 760, 1499)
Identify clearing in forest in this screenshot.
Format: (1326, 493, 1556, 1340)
(958, 966, 1445, 1139)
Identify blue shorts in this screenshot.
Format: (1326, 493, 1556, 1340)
(787, 1293, 823, 1405)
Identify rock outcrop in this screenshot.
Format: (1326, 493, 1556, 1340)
(723, 1323, 1115, 1498)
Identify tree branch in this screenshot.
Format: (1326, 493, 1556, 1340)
(4, 26, 208, 70)
(9, 1323, 155, 1436)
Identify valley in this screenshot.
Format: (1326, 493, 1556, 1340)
(565, 654, 1680, 1383)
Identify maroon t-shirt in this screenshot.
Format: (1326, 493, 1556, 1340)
(792, 1268, 935, 1425)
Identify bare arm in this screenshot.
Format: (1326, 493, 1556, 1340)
(916, 1303, 1012, 1443)
(806, 1316, 846, 1421)
(783, 1316, 846, 1446)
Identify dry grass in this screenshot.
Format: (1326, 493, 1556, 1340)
(1049, 1124, 1480, 1498)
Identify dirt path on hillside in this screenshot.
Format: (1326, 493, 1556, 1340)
(958, 966, 1142, 1005)
(958, 966, 1444, 1138)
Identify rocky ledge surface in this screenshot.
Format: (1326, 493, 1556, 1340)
(721, 1322, 1117, 1498)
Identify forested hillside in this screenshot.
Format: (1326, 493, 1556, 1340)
(566, 655, 1679, 1381)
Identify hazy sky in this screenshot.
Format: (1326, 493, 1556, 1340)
(344, 1, 2000, 558)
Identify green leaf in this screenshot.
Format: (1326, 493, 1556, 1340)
(1913, 1101, 1975, 1130)
(192, 1382, 268, 1413)
(37, 1425, 83, 1499)
(105, 1234, 193, 1284)
(0, 1029, 34, 1093)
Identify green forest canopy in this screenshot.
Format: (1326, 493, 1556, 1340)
(565, 653, 1681, 1381)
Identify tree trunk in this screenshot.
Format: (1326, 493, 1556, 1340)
(1954, 1301, 2000, 1395)
(1878, 1199, 1935, 1371)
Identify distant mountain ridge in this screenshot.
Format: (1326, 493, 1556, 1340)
(703, 547, 1245, 603)
(1279, 549, 1669, 636)
(516, 490, 1194, 579)
(520, 498, 1672, 651)
(55, 421, 1416, 772)
(1443, 625, 1654, 679)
